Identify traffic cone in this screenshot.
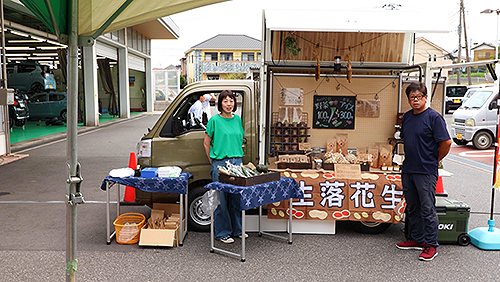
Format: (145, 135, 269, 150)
(123, 152, 137, 203)
(435, 176, 448, 197)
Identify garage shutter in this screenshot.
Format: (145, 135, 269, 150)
(96, 41, 118, 60)
(128, 53, 145, 72)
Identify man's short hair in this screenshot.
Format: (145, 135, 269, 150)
(405, 82, 427, 98)
(217, 90, 237, 112)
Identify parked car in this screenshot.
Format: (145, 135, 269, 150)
(445, 85, 468, 113)
(8, 92, 30, 128)
(451, 85, 498, 149)
(27, 92, 67, 121)
(6, 61, 56, 92)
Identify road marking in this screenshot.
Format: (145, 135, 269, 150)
(458, 149, 495, 158)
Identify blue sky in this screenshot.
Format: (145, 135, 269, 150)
(151, 0, 500, 67)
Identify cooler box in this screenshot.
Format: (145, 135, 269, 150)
(435, 198, 470, 246)
(405, 198, 471, 246)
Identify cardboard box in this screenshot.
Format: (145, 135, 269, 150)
(139, 203, 185, 247)
(139, 219, 185, 247)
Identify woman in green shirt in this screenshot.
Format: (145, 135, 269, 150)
(203, 90, 245, 244)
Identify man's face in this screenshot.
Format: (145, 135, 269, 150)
(408, 90, 427, 112)
(200, 95, 206, 102)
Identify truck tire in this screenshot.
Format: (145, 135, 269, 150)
(453, 138, 468, 146)
(472, 131, 493, 150)
(350, 221, 392, 234)
(188, 185, 211, 232)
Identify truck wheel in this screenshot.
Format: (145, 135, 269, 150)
(458, 233, 470, 246)
(473, 132, 493, 150)
(453, 138, 468, 146)
(188, 185, 211, 232)
(350, 221, 392, 234)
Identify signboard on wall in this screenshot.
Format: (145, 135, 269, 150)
(313, 95, 356, 129)
(268, 171, 403, 223)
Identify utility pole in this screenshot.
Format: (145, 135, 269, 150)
(461, 0, 472, 85)
(457, 1, 463, 85)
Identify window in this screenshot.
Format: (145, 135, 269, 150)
(160, 90, 244, 137)
(49, 93, 66, 102)
(428, 54, 431, 62)
(242, 52, 255, 61)
(257, 53, 261, 61)
(207, 75, 219, 80)
(220, 52, 233, 61)
(433, 54, 437, 62)
(18, 64, 36, 73)
(205, 52, 218, 61)
(478, 52, 491, 60)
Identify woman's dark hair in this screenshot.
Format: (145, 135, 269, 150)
(405, 82, 427, 98)
(217, 90, 237, 112)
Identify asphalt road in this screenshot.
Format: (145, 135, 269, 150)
(1, 112, 500, 281)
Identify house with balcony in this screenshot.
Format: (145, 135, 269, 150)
(184, 34, 261, 83)
(414, 37, 453, 76)
(471, 42, 497, 61)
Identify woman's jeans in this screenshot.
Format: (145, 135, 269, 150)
(210, 157, 242, 239)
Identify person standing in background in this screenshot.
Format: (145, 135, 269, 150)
(203, 90, 246, 244)
(188, 93, 216, 121)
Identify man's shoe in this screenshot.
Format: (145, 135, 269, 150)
(419, 245, 438, 261)
(220, 236, 234, 244)
(238, 233, 249, 239)
(396, 240, 425, 250)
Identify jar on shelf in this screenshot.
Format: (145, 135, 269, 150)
(283, 137, 290, 143)
(283, 128, 290, 135)
(275, 128, 282, 135)
(292, 128, 298, 135)
(291, 144, 298, 151)
(284, 145, 290, 151)
(299, 128, 306, 135)
(292, 137, 298, 143)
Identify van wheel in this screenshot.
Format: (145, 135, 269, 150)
(350, 221, 392, 234)
(188, 185, 211, 232)
(453, 138, 468, 146)
(473, 132, 493, 150)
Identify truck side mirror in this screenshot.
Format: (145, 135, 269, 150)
(489, 100, 499, 110)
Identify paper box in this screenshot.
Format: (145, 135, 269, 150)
(153, 203, 181, 217)
(139, 219, 185, 247)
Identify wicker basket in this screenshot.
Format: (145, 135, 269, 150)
(113, 212, 146, 244)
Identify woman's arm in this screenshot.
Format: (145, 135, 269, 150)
(203, 133, 212, 163)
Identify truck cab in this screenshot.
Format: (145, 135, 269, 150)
(451, 85, 499, 150)
(136, 80, 259, 231)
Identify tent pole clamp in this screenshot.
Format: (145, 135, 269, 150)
(78, 36, 94, 47)
(66, 162, 85, 206)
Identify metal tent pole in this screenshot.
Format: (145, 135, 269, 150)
(66, 0, 84, 280)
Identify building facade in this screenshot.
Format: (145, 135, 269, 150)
(414, 37, 453, 76)
(184, 34, 261, 83)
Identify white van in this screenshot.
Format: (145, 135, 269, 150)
(451, 85, 499, 149)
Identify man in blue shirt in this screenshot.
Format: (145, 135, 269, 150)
(396, 82, 451, 261)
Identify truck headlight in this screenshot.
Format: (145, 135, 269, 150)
(465, 118, 475, 127)
(137, 139, 152, 158)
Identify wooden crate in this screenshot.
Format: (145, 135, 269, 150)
(219, 171, 281, 187)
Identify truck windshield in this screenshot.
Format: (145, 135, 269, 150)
(461, 90, 494, 109)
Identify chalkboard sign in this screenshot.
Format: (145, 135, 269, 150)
(313, 95, 356, 129)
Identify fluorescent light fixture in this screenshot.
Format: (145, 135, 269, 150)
(30, 35, 46, 41)
(28, 57, 53, 60)
(46, 40, 67, 47)
(5, 47, 36, 50)
(32, 53, 58, 56)
(37, 46, 61, 50)
(8, 39, 42, 43)
(5, 53, 30, 56)
(10, 30, 29, 37)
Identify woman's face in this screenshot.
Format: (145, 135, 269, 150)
(221, 96, 235, 113)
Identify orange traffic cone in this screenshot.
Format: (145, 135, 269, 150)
(123, 152, 137, 202)
(435, 176, 448, 197)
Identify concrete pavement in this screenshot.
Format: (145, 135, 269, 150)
(1, 112, 500, 281)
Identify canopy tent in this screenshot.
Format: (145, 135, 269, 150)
(20, 0, 228, 39)
(15, 1, 229, 281)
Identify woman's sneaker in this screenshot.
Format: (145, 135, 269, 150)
(419, 245, 438, 261)
(238, 233, 249, 239)
(396, 240, 425, 250)
(220, 236, 234, 244)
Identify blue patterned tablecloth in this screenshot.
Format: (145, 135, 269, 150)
(205, 177, 303, 210)
(100, 172, 192, 194)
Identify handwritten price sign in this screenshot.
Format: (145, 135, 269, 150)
(313, 95, 356, 129)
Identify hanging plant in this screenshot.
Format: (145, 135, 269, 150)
(284, 37, 301, 57)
